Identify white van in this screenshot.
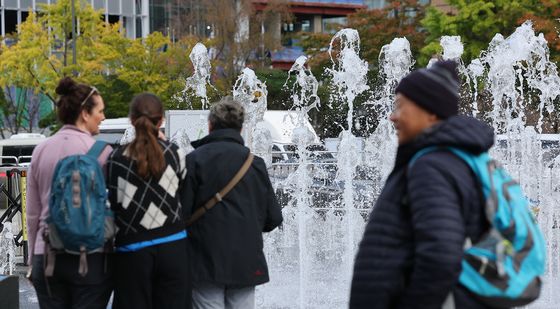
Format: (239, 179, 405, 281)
(0, 134, 46, 166)
(165, 109, 319, 145)
(97, 118, 165, 145)
(165, 109, 336, 183)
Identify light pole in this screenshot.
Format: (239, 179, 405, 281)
(71, 0, 77, 75)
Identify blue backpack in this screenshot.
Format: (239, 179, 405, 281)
(410, 147, 546, 308)
(46, 141, 114, 276)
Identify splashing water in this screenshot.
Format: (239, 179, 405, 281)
(441, 36, 464, 61)
(471, 21, 560, 309)
(328, 28, 369, 301)
(480, 21, 560, 134)
(327, 28, 369, 130)
(120, 126, 136, 145)
(170, 128, 194, 154)
(467, 58, 484, 116)
(364, 37, 413, 185)
(232, 68, 272, 164)
(0, 222, 16, 275)
(287, 56, 320, 132)
(158, 22, 560, 309)
(283, 56, 320, 308)
(174, 43, 212, 108)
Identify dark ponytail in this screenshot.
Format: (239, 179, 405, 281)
(127, 93, 165, 179)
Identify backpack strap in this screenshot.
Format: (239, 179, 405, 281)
(408, 146, 441, 168)
(409, 146, 474, 170)
(87, 141, 108, 159)
(186, 153, 254, 227)
(78, 246, 88, 277)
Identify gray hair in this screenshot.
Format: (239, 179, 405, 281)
(208, 97, 245, 131)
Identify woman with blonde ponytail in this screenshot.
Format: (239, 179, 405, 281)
(106, 93, 189, 309)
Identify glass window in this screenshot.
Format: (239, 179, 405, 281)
(108, 15, 120, 25)
(135, 0, 143, 14)
(136, 17, 142, 38)
(150, 3, 166, 34)
(5, 0, 18, 9)
(323, 17, 346, 34)
(21, 11, 29, 22)
(365, 0, 386, 9)
(301, 20, 311, 32)
(20, 0, 32, 9)
(94, 0, 106, 11)
(108, 0, 120, 15)
(35, 0, 49, 7)
(5, 10, 18, 34)
(122, 0, 134, 16)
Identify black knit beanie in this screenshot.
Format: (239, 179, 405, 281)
(395, 60, 460, 119)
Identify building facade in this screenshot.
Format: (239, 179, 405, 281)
(363, 0, 451, 11)
(0, 0, 150, 38)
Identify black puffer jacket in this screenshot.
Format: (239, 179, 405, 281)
(350, 116, 495, 309)
(181, 129, 283, 287)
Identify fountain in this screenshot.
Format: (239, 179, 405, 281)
(103, 21, 560, 309)
(232, 68, 272, 165)
(0, 222, 16, 275)
(174, 42, 213, 109)
(363, 37, 413, 186)
(327, 29, 369, 292)
(119, 42, 211, 153)
(471, 21, 560, 308)
(257, 21, 560, 309)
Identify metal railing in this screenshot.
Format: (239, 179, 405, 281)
(0, 157, 29, 265)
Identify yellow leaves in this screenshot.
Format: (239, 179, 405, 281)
(0, 1, 127, 100)
(0, 1, 191, 110)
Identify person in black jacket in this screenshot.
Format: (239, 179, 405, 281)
(350, 61, 495, 309)
(182, 98, 283, 309)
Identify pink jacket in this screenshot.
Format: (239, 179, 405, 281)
(26, 125, 112, 263)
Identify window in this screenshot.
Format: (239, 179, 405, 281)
(365, 0, 386, 9)
(5, 10, 18, 34)
(5, 0, 18, 10)
(122, 0, 134, 16)
(94, 0, 106, 11)
(21, 11, 29, 23)
(135, 0, 143, 14)
(108, 15, 120, 25)
(108, 0, 120, 15)
(301, 20, 311, 32)
(136, 17, 143, 38)
(20, 0, 33, 9)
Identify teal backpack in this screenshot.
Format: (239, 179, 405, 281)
(46, 141, 114, 277)
(410, 147, 546, 308)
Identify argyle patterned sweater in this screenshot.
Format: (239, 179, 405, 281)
(107, 140, 187, 247)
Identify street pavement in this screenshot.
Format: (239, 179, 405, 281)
(15, 264, 39, 309)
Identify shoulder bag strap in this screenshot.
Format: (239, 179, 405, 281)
(186, 153, 254, 227)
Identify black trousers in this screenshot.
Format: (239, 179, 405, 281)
(112, 238, 189, 309)
(32, 253, 113, 309)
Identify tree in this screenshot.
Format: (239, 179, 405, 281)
(297, 1, 427, 75)
(421, 0, 539, 65)
(0, 0, 197, 131)
(294, 1, 428, 138)
(521, 0, 560, 63)
(348, 0, 427, 68)
(0, 0, 126, 132)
